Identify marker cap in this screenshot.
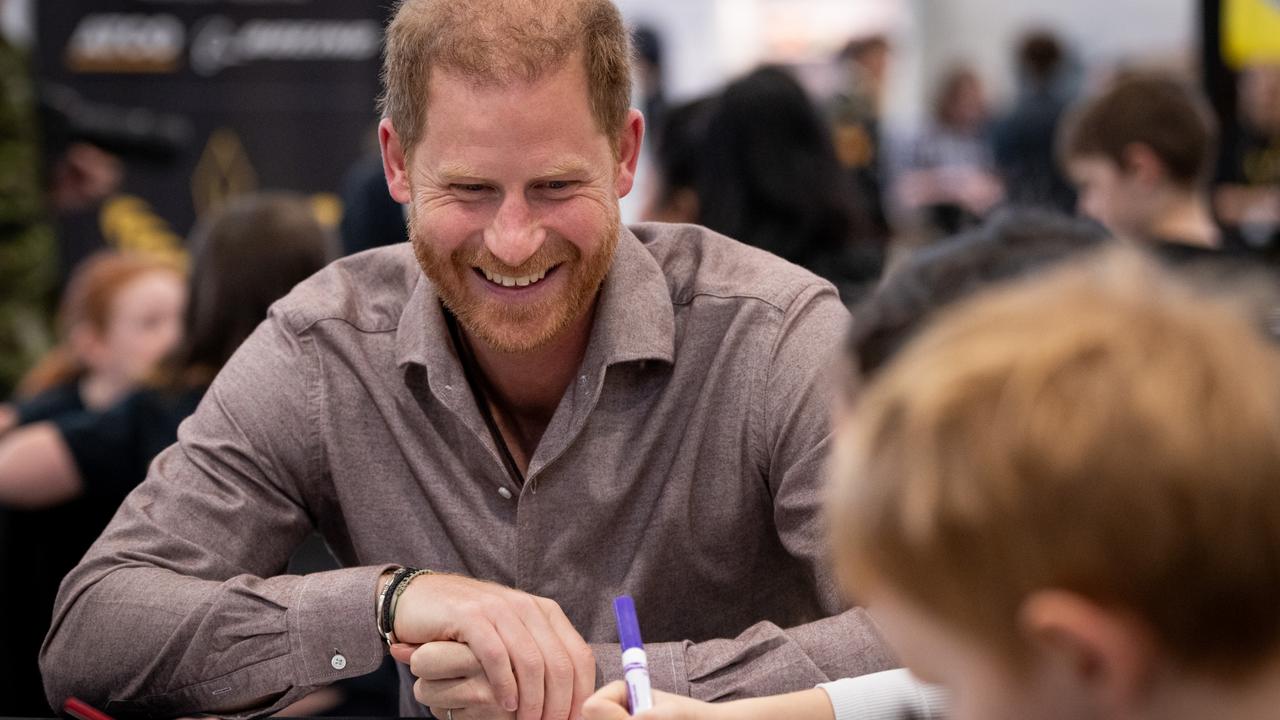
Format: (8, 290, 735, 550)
(613, 595, 644, 652)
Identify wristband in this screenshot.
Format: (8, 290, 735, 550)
(377, 567, 413, 643)
(386, 569, 432, 645)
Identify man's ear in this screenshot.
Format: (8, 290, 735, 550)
(379, 118, 412, 204)
(1019, 590, 1160, 714)
(614, 109, 646, 199)
(1121, 142, 1167, 187)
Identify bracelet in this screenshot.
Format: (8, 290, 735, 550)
(377, 567, 413, 642)
(385, 569, 433, 645)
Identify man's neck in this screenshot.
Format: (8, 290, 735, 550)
(1145, 192, 1220, 249)
(463, 303, 597, 473)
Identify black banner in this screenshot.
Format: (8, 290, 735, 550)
(35, 0, 391, 260)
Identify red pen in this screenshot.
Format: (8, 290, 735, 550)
(64, 697, 115, 720)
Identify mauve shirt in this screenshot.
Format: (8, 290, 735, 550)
(41, 223, 897, 717)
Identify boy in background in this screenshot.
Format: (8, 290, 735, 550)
(1059, 74, 1222, 254)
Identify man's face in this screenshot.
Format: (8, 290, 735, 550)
(382, 58, 640, 353)
(1067, 156, 1152, 242)
(869, 584, 1102, 720)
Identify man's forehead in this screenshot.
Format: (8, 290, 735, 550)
(433, 156, 596, 179)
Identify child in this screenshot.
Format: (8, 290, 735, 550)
(1058, 73, 1220, 252)
(585, 249, 1280, 720)
(0, 251, 186, 436)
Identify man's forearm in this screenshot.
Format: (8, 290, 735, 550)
(42, 561, 392, 718)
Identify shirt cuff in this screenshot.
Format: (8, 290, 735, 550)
(818, 669, 950, 720)
(290, 565, 397, 687)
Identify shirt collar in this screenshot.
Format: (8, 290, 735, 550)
(395, 224, 675, 376)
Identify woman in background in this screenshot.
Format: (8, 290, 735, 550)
(0, 192, 336, 716)
(691, 66, 884, 303)
(0, 251, 185, 436)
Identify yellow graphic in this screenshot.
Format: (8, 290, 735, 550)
(191, 128, 259, 218)
(309, 192, 344, 230)
(1223, 0, 1280, 68)
(99, 194, 187, 265)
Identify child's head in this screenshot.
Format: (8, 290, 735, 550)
(18, 252, 186, 397)
(832, 251, 1280, 720)
(1059, 74, 1216, 242)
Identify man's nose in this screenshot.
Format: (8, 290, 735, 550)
(484, 194, 547, 268)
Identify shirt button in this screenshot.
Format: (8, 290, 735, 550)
(330, 653, 347, 670)
(498, 487, 513, 500)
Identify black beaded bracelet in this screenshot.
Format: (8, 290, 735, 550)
(377, 567, 414, 640)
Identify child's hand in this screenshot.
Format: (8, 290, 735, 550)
(582, 681, 721, 720)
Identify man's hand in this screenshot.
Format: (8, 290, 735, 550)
(582, 682, 722, 720)
(388, 574, 595, 720)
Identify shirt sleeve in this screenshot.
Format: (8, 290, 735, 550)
(40, 309, 393, 718)
(819, 670, 950, 720)
(593, 282, 902, 701)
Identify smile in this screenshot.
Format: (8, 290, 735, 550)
(477, 265, 555, 288)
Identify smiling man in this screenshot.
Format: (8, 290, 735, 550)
(41, 1, 900, 719)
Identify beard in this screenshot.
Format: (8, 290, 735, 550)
(411, 207, 620, 354)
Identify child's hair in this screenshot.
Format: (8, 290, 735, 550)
(15, 251, 184, 398)
(1058, 72, 1217, 188)
(158, 191, 337, 389)
(832, 249, 1280, 680)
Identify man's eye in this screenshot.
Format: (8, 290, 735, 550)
(453, 184, 490, 194)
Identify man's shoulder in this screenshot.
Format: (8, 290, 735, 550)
(629, 222, 840, 314)
(271, 243, 421, 335)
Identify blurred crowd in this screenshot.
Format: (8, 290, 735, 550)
(1, 9, 1279, 718)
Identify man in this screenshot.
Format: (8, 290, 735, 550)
(41, 1, 899, 718)
(1058, 73, 1222, 251)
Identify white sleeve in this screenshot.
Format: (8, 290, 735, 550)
(818, 669, 950, 720)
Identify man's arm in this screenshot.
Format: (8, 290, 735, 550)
(0, 421, 81, 508)
(40, 311, 390, 718)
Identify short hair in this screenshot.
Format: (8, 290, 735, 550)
(833, 250, 1280, 679)
(1059, 73, 1218, 187)
(379, 0, 633, 157)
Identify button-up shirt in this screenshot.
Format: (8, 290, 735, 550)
(42, 223, 897, 717)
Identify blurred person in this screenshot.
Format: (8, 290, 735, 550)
(585, 247, 1280, 720)
(0, 192, 335, 716)
(891, 67, 1005, 239)
(632, 25, 667, 139)
(829, 34, 893, 238)
(0, 192, 336, 509)
(695, 65, 883, 302)
(643, 95, 711, 224)
(0, 251, 185, 438)
(993, 30, 1078, 213)
(42, 2, 915, 718)
(1059, 73, 1222, 254)
(1214, 63, 1280, 255)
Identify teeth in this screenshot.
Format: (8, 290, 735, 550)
(481, 267, 551, 288)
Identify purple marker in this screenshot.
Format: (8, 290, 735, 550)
(613, 595, 653, 714)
